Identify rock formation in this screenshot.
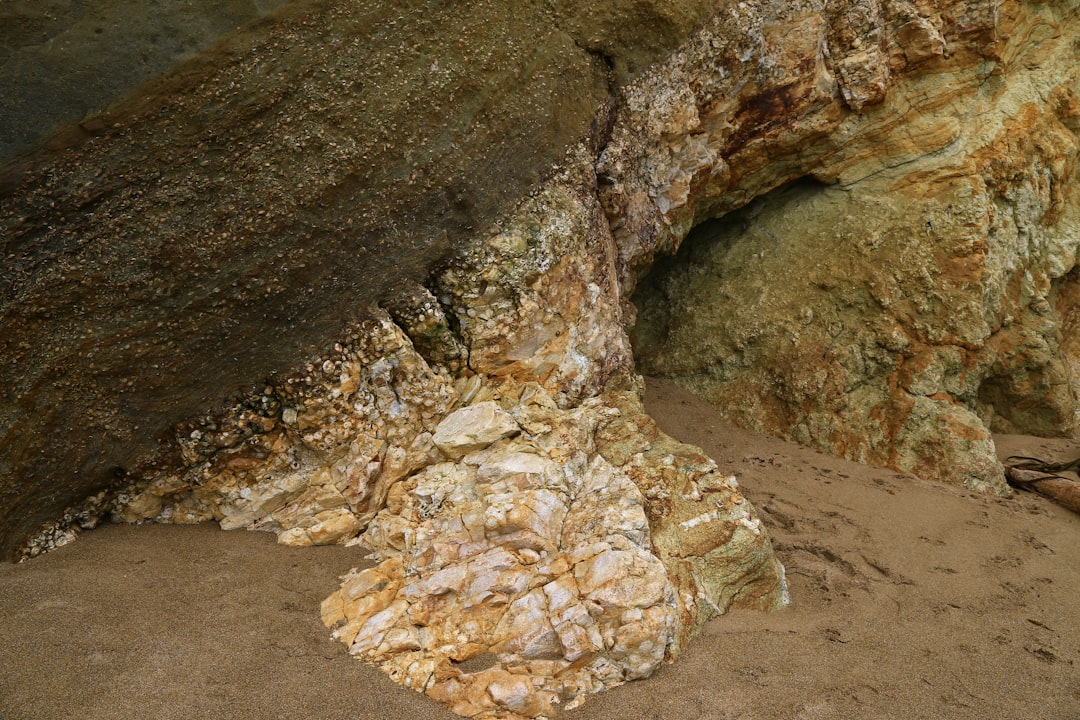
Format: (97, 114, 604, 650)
(0, 0, 713, 560)
(0, 0, 293, 160)
(99, 151, 786, 717)
(3, 0, 1079, 717)
(621, 0, 1080, 493)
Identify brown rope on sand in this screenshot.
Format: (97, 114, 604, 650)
(1004, 456, 1080, 514)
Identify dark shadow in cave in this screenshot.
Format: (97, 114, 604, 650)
(630, 176, 833, 375)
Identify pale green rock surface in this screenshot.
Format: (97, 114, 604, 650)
(618, 0, 1080, 493)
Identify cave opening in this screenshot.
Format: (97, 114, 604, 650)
(630, 175, 852, 444)
(628, 171, 1080, 494)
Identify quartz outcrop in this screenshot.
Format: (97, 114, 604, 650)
(95, 150, 785, 717)
(321, 388, 773, 718)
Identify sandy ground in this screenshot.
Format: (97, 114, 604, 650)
(2, 377, 1077, 720)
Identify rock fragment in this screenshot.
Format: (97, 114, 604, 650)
(434, 403, 521, 460)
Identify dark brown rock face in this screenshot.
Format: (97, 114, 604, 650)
(0, 0, 293, 161)
(0, 0, 715, 559)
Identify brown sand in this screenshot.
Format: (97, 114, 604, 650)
(2, 378, 1077, 719)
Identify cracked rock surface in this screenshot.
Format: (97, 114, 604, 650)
(323, 394, 678, 718)
(86, 147, 785, 716)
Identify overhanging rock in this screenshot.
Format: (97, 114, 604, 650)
(0, 0, 715, 560)
(604, 0, 1080, 493)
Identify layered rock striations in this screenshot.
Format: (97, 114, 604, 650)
(3, 0, 1080, 717)
(620, 0, 1080, 493)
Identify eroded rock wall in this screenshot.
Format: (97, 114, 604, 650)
(617, 0, 1080, 492)
(0, 0, 715, 561)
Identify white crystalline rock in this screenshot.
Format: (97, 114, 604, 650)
(433, 401, 520, 459)
(320, 388, 710, 720)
